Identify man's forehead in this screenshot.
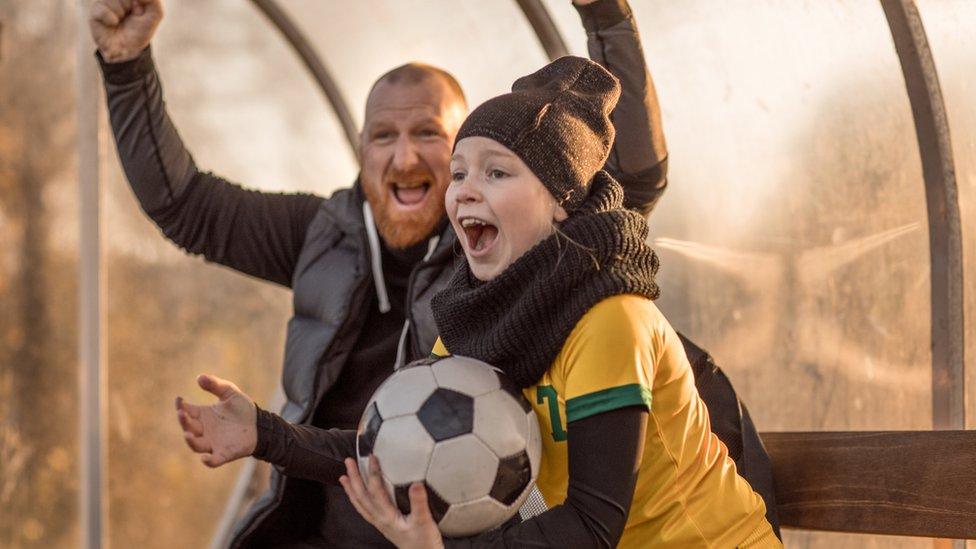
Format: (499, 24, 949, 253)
(365, 103, 445, 128)
(366, 79, 454, 120)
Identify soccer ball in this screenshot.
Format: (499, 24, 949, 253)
(356, 355, 542, 537)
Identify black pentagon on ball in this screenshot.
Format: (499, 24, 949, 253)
(489, 450, 532, 506)
(417, 388, 474, 442)
(497, 373, 533, 413)
(357, 402, 382, 456)
(395, 482, 451, 523)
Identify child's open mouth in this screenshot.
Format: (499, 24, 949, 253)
(459, 217, 499, 255)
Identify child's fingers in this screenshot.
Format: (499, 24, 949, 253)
(200, 452, 225, 468)
(342, 460, 378, 523)
(177, 410, 204, 437)
(196, 374, 240, 401)
(343, 459, 369, 503)
(175, 396, 202, 419)
(183, 431, 211, 454)
(407, 482, 434, 525)
(365, 455, 398, 521)
(340, 474, 376, 524)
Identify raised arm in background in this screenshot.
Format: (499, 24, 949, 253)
(577, 0, 669, 215)
(91, 0, 323, 287)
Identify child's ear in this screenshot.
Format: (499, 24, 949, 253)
(553, 205, 568, 223)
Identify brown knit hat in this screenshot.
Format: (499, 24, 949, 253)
(454, 56, 621, 210)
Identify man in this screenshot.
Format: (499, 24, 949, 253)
(90, 0, 668, 546)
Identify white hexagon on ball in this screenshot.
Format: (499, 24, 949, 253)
(473, 389, 530, 458)
(373, 365, 438, 419)
(372, 415, 435, 485)
(437, 495, 512, 538)
(426, 433, 499, 503)
(430, 356, 501, 397)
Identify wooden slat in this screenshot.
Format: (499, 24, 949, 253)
(762, 431, 976, 539)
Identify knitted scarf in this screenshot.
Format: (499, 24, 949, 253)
(430, 172, 660, 389)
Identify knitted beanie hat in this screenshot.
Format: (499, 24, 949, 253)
(454, 56, 620, 210)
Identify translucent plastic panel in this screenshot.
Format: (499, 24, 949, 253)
(567, 0, 932, 431)
(101, 0, 360, 546)
(278, 0, 552, 117)
(153, 1, 359, 194)
(639, 4, 933, 546)
(916, 0, 976, 433)
(0, 1, 80, 546)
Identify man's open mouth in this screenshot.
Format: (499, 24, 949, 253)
(390, 181, 431, 207)
(459, 217, 499, 254)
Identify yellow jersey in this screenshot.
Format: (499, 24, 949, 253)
(432, 294, 779, 548)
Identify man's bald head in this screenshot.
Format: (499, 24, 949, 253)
(367, 62, 467, 111)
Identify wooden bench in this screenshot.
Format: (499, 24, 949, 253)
(763, 430, 976, 540)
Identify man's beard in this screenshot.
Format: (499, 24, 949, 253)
(362, 167, 447, 250)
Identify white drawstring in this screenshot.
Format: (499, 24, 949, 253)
(362, 202, 391, 314)
(393, 234, 441, 369)
(424, 234, 442, 262)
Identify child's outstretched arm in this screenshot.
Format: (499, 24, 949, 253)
(175, 374, 355, 483)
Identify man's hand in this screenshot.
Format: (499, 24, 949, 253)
(89, 0, 163, 63)
(175, 374, 258, 468)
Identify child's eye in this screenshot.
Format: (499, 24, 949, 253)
(488, 169, 508, 179)
(451, 171, 466, 182)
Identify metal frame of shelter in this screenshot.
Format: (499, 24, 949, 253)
(73, 0, 966, 547)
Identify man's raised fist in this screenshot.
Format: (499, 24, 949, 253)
(89, 0, 163, 63)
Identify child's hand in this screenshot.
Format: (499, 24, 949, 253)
(175, 374, 257, 467)
(340, 456, 445, 549)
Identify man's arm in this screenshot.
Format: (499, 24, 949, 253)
(575, 0, 668, 216)
(92, 1, 324, 287)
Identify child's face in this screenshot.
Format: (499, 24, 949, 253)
(447, 136, 567, 281)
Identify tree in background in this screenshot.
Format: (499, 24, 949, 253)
(0, 1, 79, 546)
(0, 0, 291, 545)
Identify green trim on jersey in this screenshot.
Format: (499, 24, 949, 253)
(566, 383, 652, 423)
